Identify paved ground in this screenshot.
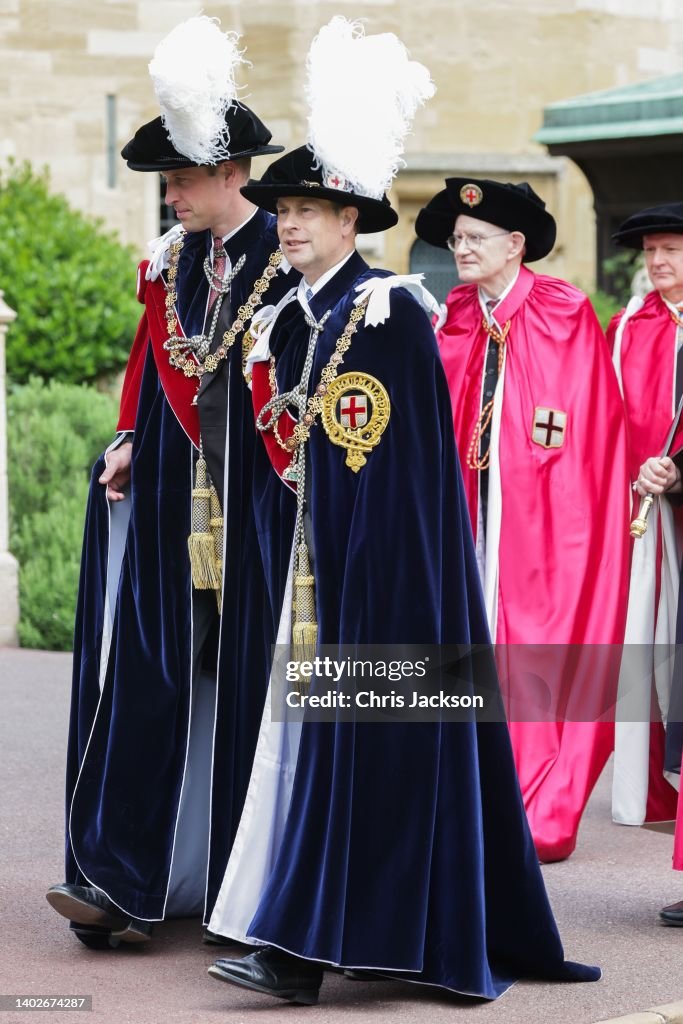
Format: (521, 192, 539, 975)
(0, 647, 682, 1024)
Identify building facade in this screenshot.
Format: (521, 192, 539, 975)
(2, 0, 683, 294)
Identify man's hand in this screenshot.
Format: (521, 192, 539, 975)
(99, 442, 132, 502)
(635, 455, 682, 496)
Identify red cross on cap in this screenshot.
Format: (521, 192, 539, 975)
(460, 183, 483, 207)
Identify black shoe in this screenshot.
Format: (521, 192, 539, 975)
(202, 927, 234, 946)
(208, 946, 323, 1005)
(47, 884, 130, 930)
(111, 918, 154, 944)
(46, 884, 152, 944)
(69, 922, 121, 951)
(659, 899, 683, 926)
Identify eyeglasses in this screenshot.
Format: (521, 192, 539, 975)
(446, 230, 510, 252)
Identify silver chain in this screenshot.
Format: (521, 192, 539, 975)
(203, 251, 246, 294)
(255, 311, 331, 435)
(163, 252, 247, 363)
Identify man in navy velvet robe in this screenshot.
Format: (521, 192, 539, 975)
(45, 36, 298, 948)
(204, 145, 600, 1005)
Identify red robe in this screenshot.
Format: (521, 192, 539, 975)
(608, 291, 681, 829)
(116, 262, 200, 445)
(438, 264, 630, 861)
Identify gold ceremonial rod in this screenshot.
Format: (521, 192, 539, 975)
(630, 493, 654, 539)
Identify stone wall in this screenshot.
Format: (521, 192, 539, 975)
(2, 0, 683, 288)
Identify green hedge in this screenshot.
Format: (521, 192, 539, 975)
(0, 161, 140, 384)
(589, 290, 622, 330)
(7, 378, 118, 650)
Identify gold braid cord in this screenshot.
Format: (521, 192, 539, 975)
(466, 317, 510, 471)
(291, 542, 318, 694)
(283, 299, 368, 688)
(188, 455, 222, 592)
(209, 486, 224, 611)
(176, 243, 283, 600)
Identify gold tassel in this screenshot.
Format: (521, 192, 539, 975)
(209, 486, 224, 612)
(188, 456, 222, 591)
(291, 541, 318, 695)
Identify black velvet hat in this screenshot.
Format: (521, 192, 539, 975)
(121, 103, 284, 172)
(240, 145, 399, 234)
(415, 177, 557, 262)
(612, 203, 683, 249)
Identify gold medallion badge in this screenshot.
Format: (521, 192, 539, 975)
(460, 183, 483, 207)
(321, 372, 390, 472)
(531, 407, 567, 448)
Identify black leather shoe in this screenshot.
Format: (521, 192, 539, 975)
(202, 927, 234, 946)
(659, 899, 683, 926)
(46, 884, 130, 930)
(69, 922, 121, 951)
(208, 946, 323, 1005)
(110, 918, 154, 944)
(46, 884, 152, 944)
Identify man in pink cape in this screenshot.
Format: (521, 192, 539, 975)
(610, 203, 683, 924)
(415, 178, 630, 861)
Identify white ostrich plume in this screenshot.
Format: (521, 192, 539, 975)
(149, 16, 247, 165)
(305, 18, 435, 200)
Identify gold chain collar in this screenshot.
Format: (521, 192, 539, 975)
(267, 300, 368, 454)
(163, 231, 284, 380)
(466, 316, 511, 472)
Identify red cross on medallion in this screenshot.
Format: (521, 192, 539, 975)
(464, 187, 479, 205)
(340, 394, 368, 429)
(330, 175, 342, 188)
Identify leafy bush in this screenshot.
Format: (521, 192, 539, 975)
(0, 160, 140, 384)
(602, 250, 641, 306)
(7, 378, 118, 650)
(589, 290, 622, 330)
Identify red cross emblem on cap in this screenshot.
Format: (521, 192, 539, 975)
(460, 183, 483, 208)
(325, 171, 348, 191)
(339, 393, 368, 429)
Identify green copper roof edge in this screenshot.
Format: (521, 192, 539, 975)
(542, 74, 683, 112)
(534, 118, 683, 144)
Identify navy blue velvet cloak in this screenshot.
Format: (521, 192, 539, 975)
(240, 251, 599, 996)
(66, 210, 296, 921)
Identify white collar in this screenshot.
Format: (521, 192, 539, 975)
(478, 267, 521, 322)
(663, 295, 683, 316)
(211, 208, 259, 256)
(298, 250, 356, 309)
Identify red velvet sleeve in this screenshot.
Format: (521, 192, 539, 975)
(116, 262, 151, 433)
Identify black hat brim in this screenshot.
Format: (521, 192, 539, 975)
(415, 178, 556, 262)
(612, 206, 683, 249)
(121, 107, 284, 172)
(124, 145, 284, 173)
(240, 182, 398, 233)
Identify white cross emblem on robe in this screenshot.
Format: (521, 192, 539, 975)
(532, 407, 567, 448)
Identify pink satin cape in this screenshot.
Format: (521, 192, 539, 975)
(609, 292, 681, 825)
(438, 265, 630, 861)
